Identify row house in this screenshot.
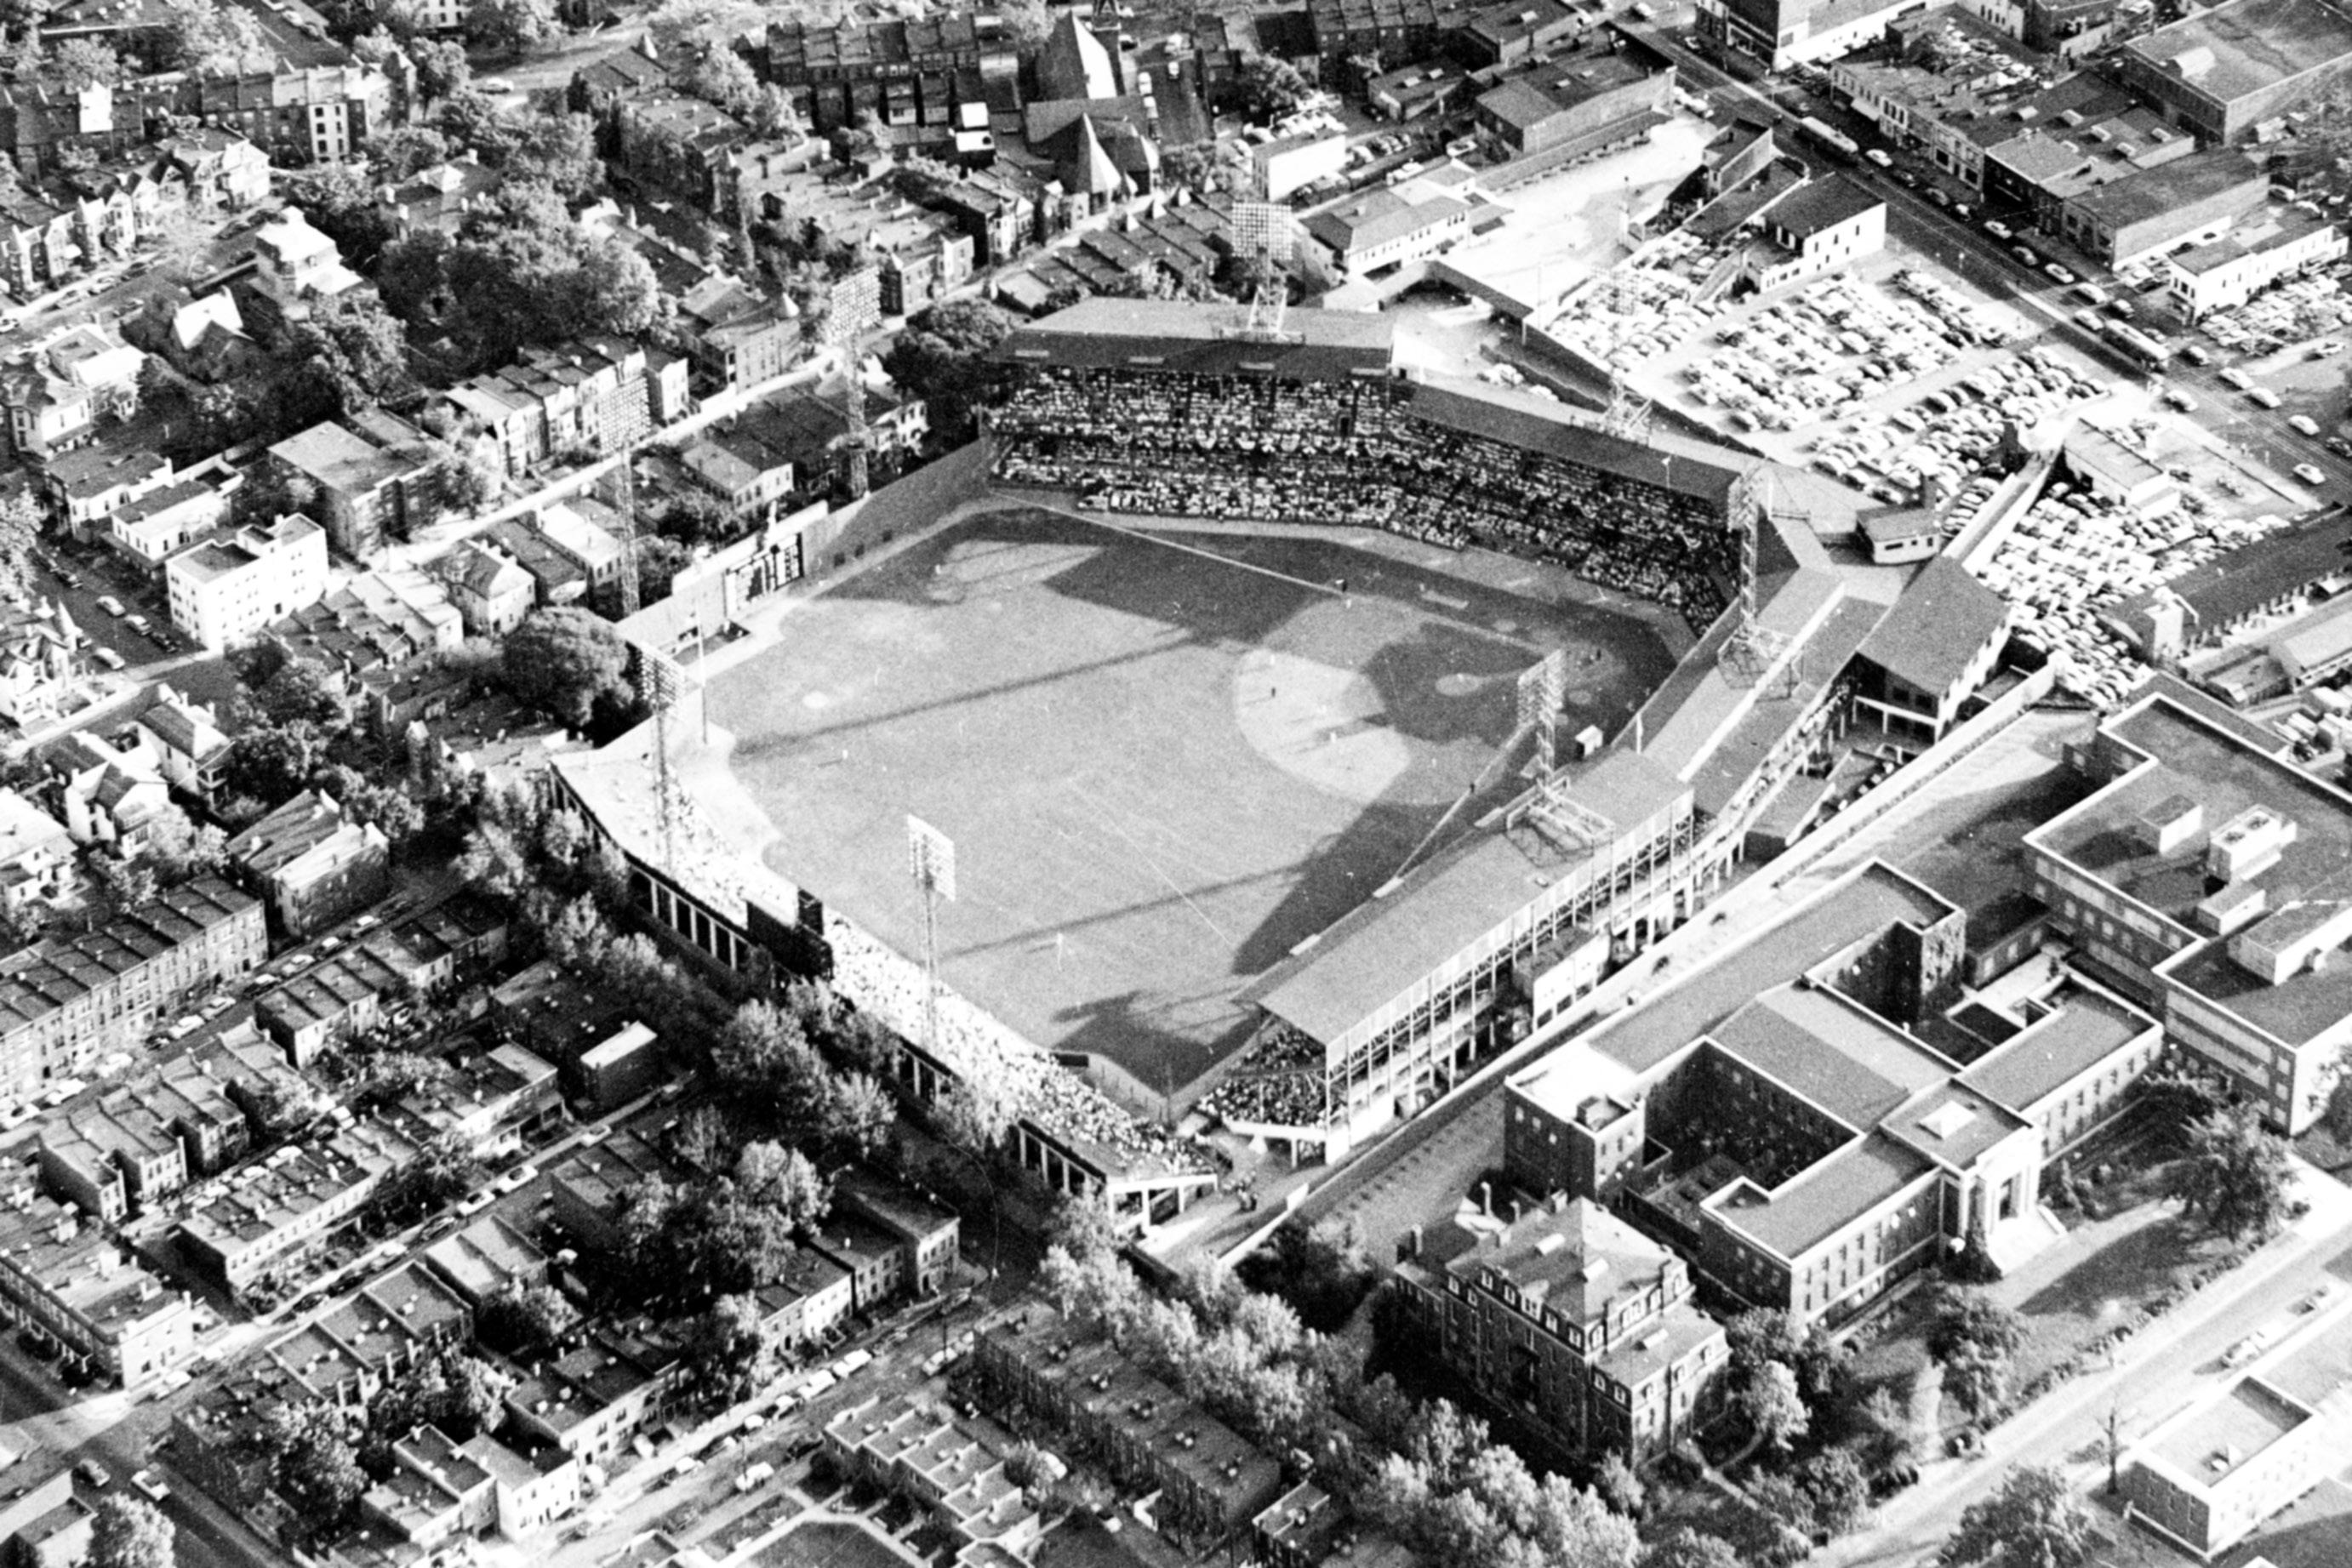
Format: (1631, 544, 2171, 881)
(973, 1315, 1283, 1545)
(0, 1180, 198, 1388)
(442, 337, 688, 478)
(761, 14, 985, 134)
(111, 470, 240, 573)
(0, 877, 265, 1103)
(824, 1394, 1043, 1559)
(260, 1260, 472, 1410)
(38, 1090, 197, 1221)
(362, 1424, 582, 1548)
(174, 1117, 420, 1295)
(42, 442, 171, 542)
(674, 277, 803, 396)
(225, 788, 392, 938)
(503, 1327, 680, 1464)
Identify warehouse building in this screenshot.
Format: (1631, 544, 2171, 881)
(2113, 0, 2352, 143)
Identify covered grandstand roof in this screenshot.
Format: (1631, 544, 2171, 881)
(996, 298, 1399, 380)
(1408, 376, 1761, 507)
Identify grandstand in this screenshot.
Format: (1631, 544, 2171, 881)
(988, 299, 1760, 636)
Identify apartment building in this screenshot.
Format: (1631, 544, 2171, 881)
(1391, 1197, 1729, 1458)
(165, 515, 329, 653)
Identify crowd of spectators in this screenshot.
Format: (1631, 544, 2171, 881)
(990, 368, 1739, 631)
(827, 919, 1212, 1179)
(1199, 1023, 1327, 1129)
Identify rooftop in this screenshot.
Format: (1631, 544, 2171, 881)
(1960, 987, 2157, 1109)
(1856, 556, 2009, 698)
(997, 299, 1397, 382)
(1704, 1129, 1934, 1258)
(2122, 0, 2352, 105)
(2144, 1377, 2311, 1485)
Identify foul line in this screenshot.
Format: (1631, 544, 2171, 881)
(1053, 506, 1348, 597)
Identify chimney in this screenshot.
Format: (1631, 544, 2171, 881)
(1399, 1224, 1424, 1261)
(1478, 1180, 1493, 1219)
(1550, 1190, 1571, 1215)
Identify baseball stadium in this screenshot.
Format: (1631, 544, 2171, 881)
(560, 299, 1917, 1233)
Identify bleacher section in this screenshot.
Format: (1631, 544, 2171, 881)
(989, 303, 1758, 635)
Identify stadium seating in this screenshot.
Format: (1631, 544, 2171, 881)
(990, 368, 1738, 634)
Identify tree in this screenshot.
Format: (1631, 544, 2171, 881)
(1234, 52, 1310, 123)
(260, 1400, 364, 1527)
(825, 1071, 895, 1161)
(0, 490, 37, 602)
(2142, 1056, 2230, 1129)
(1000, 0, 1050, 49)
(467, 0, 554, 56)
(37, 37, 121, 92)
(369, 125, 453, 181)
(240, 655, 350, 729)
(565, 238, 664, 336)
(544, 892, 611, 966)
(881, 297, 1013, 441)
(734, 1140, 831, 1231)
(1594, 1451, 1644, 1520)
(2172, 1103, 2292, 1240)
(1734, 1474, 1817, 1568)
(1739, 1361, 1807, 1452)
(88, 1495, 174, 1568)
(91, 853, 158, 919)
(680, 1292, 778, 1401)
(1641, 1531, 1743, 1568)
(1944, 1464, 2097, 1568)
(1928, 1287, 2024, 1365)
(684, 46, 760, 119)
(502, 607, 632, 726)
(411, 36, 471, 100)
(1801, 1446, 1872, 1537)
(222, 724, 328, 807)
(939, 1077, 1012, 1158)
(1852, 1383, 1923, 1478)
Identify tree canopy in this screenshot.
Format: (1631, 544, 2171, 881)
(88, 1496, 174, 1568)
(2172, 1103, 2292, 1240)
(1944, 1464, 2097, 1568)
(501, 607, 634, 727)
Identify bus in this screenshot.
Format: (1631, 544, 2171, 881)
(1795, 116, 1858, 163)
(2104, 320, 2172, 372)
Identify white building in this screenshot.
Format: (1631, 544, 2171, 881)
(2166, 212, 2348, 322)
(164, 516, 329, 653)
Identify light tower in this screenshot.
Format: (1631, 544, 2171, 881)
(906, 815, 956, 1058)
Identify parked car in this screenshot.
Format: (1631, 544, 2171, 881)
(2249, 385, 2283, 408)
(130, 1470, 168, 1502)
(74, 1462, 109, 1490)
(1984, 219, 2012, 240)
(2291, 413, 2321, 436)
(2296, 462, 2328, 486)
(2179, 343, 2212, 365)
(2012, 245, 2037, 266)
(2327, 436, 2352, 458)
(1864, 147, 1893, 168)
(2219, 366, 2255, 390)
(2043, 262, 2075, 285)
(2163, 389, 2198, 412)
(2315, 339, 2346, 357)
(96, 596, 124, 617)
(92, 647, 123, 670)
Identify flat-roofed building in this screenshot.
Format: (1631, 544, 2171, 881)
(174, 1117, 420, 1293)
(0, 1180, 197, 1387)
(2166, 211, 2348, 322)
(2114, 0, 2352, 143)
(164, 514, 328, 653)
(2025, 689, 2352, 1132)
(1504, 859, 2156, 1328)
(2057, 149, 2265, 270)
